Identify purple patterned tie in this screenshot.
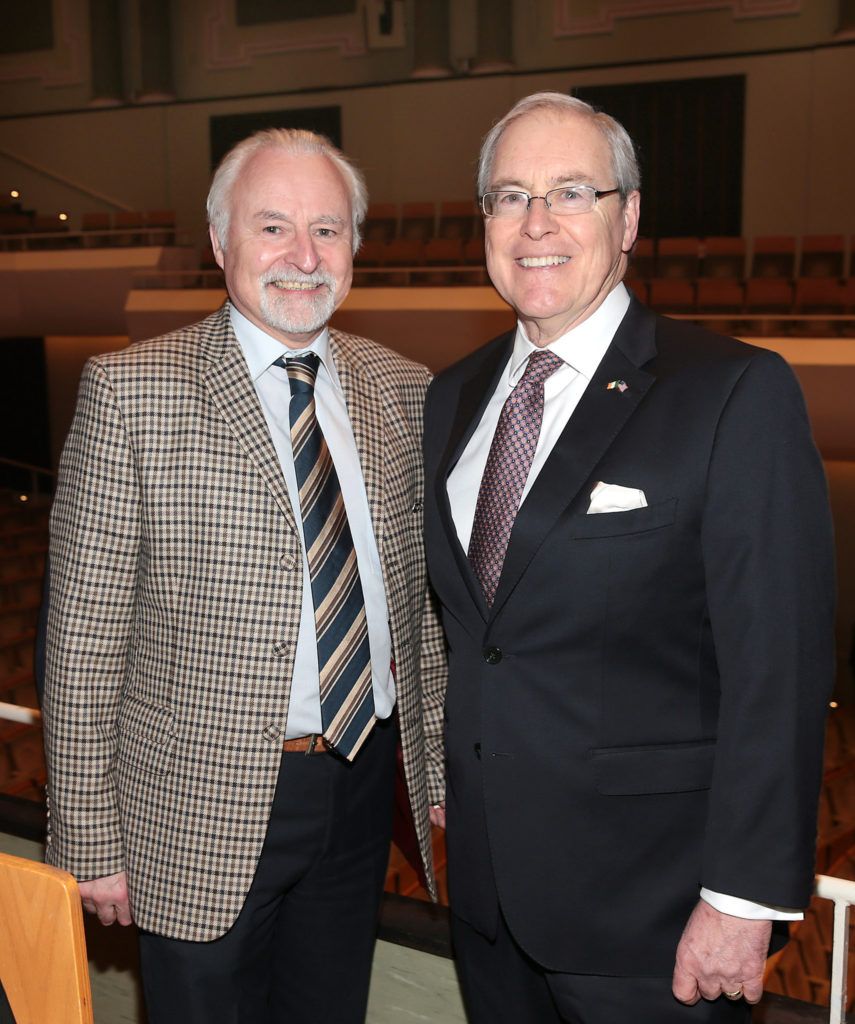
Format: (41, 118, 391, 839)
(468, 349, 563, 606)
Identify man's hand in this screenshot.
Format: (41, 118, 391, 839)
(429, 802, 446, 829)
(673, 899, 771, 1005)
(78, 871, 133, 926)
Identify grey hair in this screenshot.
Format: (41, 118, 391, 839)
(207, 127, 368, 255)
(477, 92, 641, 200)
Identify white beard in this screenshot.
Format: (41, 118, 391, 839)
(258, 269, 337, 337)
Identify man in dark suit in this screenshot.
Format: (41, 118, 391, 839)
(423, 92, 835, 1023)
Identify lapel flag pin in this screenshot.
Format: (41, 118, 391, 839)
(606, 379, 629, 392)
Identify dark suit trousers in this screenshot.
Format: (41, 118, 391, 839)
(138, 718, 395, 1024)
(452, 911, 752, 1024)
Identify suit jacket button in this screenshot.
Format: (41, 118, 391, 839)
(279, 552, 298, 570)
(483, 646, 502, 664)
(262, 724, 281, 741)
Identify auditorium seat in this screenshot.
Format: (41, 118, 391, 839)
(0, 602, 40, 642)
(0, 211, 34, 249)
(625, 277, 648, 305)
(628, 237, 655, 280)
(144, 209, 176, 246)
(794, 277, 847, 313)
(0, 495, 47, 797)
(461, 237, 489, 284)
(647, 278, 695, 313)
(424, 237, 464, 265)
(363, 203, 397, 243)
(700, 237, 745, 279)
(80, 211, 112, 247)
(383, 239, 425, 266)
(836, 277, 855, 334)
(423, 238, 465, 286)
(399, 202, 435, 242)
(438, 200, 479, 241)
(354, 239, 385, 265)
(381, 239, 425, 286)
(463, 237, 484, 264)
(29, 215, 71, 250)
(696, 278, 744, 312)
(744, 277, 794, 312)
(0, 668, 35, 706)
(352, 239, 388, 287)
(656, 237, 700, 279)
(751, 236, 796, 279)
(113, 210, 144, 246)
(800, 235, 845, 278)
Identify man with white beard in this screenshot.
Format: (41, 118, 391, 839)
(42, 128, 447, 1024)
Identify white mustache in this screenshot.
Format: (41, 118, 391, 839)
(260, 269, 334, 290)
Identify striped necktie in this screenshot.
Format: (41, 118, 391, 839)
(279, 353, 375, 760)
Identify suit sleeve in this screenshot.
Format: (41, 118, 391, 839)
(43, 358, 141, 881)
(700, 350, 835, 908)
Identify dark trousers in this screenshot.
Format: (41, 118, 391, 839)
(138, 719, 396, 1024)
(452, 911, 752, 1024)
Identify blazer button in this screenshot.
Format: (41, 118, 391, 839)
(279, 552, 298, 570)
(483, 646, 502, 665)
(262, 724, 281, 741)
(272, 640, 290, 657)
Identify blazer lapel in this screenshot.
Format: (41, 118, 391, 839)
(436, 332, 514, 620)
(490, 301, 658, 619)
(329, 331, 386, 557)
(200, 306, 297, 531)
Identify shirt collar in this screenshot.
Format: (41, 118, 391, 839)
(508, 282, 631, 385)
(229, 302, 341, 391)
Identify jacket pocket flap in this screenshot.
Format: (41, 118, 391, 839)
(116, 695, 175, 776)
(592, 740, 714, 795)
(570, 498, 677, 540)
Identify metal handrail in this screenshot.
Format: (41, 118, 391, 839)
(814, 874, 855, 1023)
(0, 703, 40, 725)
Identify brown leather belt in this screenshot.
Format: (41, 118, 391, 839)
(282, 734, 331, 755)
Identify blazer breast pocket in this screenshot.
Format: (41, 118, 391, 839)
(592, 739, 715, 795)
(569, 497, 678, 540)
(116, 694, 176, 777)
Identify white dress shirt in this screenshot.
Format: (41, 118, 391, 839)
(447, 283, 800, 922)
(230, 304, 394, 738)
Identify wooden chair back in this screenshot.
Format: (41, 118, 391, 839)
(0, 852, 93, 1024)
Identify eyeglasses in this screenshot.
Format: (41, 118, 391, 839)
(480, 186, 620, 218)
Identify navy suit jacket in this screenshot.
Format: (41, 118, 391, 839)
(423, 298, 835, 975)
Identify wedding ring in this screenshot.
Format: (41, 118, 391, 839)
(723, 988, 742, 1000)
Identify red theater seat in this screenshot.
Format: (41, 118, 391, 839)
(701, 237, 745, 279)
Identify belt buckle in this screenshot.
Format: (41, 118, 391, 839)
(306, 734, 319, 755)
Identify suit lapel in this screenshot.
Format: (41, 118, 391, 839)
(329, 331, 386, 557)
(200, 306, 298, 531)
(436, 332, 514, 621)
(490, 301, 658, 619)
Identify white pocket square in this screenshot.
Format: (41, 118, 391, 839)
(587, 481, 648, 514)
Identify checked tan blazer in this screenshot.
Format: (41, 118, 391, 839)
(43, 304, 447, 942)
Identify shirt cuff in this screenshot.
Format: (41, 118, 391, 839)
(700, 887, 803, 921)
